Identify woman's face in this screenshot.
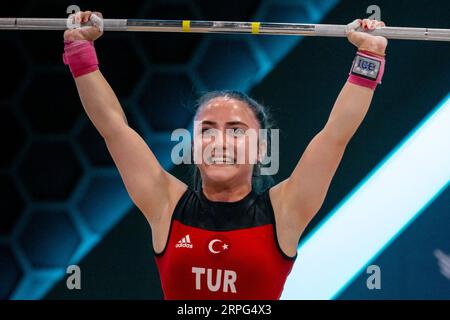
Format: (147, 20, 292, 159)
(193, 96, 262, 188)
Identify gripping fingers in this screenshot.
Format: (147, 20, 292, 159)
(67, 10, 91, 29)
(347, 18, 386, 35)
(362, 19, 386, 31)
(90, 13, 104, 32)
(80, 11, 92, 24)
(346, 19, 362, 34)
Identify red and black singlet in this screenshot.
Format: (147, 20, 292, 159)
(154, 188, 297, 300)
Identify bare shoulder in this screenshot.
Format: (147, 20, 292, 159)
(158, 172, 188, 223)
(141, 171, 187, 225)
(166, 172, 189, 213)
(267, 179, 285, 211)
(268, 180, 302, 258)
(147, 172, 188, 253)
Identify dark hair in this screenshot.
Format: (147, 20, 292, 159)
(192, 90, 275, 193)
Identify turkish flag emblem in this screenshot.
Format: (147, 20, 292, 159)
(206, 235, 231, 257)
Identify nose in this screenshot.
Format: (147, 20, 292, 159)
(210, 129, 235, 157)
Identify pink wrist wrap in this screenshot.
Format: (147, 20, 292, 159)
(348, 50, 385, 90)
(63, 40, 99, 78)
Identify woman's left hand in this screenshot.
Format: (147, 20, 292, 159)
(347, 18, 388, 56)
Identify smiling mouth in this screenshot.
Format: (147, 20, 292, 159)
(207, 156, 235, 165)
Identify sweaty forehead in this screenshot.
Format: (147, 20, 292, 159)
(195, 97, 259, 127)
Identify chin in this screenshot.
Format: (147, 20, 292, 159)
(202, 164, 241, 183)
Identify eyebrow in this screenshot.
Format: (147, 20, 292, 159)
(200, 120, 249, 127)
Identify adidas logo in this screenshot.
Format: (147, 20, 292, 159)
(175, 234, 193, 249)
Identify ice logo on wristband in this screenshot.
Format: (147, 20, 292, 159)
(353, 55, 380, 80)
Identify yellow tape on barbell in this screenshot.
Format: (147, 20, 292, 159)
(251, 22, 260, 34)
(182, 20, 190, 32)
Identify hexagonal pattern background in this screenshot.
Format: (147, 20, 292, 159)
(0, 0, 339, 299)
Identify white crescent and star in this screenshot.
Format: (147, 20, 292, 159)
(208, 239, 229, 254)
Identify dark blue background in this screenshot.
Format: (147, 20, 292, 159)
(0, 0, 449, 299)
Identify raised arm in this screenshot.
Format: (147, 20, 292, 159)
(64, 11, 187, 224)
(271, 19, 388, 252)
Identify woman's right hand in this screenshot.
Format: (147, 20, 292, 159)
(64, 11, 104, 41)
